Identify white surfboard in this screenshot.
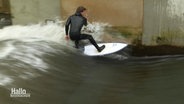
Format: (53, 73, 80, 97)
(84, 43, 128, 56)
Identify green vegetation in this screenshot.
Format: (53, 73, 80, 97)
(152, 31, 184, 46)
(105, 26, 142, 44)
(105, 27, 184, 56)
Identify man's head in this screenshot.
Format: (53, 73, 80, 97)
(76, 6, 87, 17)
(76, 6, 87, 13)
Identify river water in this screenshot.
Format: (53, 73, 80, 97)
(0, 21, 184, 104)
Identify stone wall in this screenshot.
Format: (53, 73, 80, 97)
(0, 0, 10, 13)
(61, 0, 143, 35)
(10, 0, 61, 25)
(143, 0, 184, 46)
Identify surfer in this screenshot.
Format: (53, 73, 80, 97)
(65, 6, 105, 52)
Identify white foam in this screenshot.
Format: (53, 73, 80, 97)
(0, 20, 108, 85)
(0, 41, 15, 59)
(0, 23, 64, 43)
(0, 20, 108, 61)
(0, 20, 107, 43)
(0, 74, 13, 86)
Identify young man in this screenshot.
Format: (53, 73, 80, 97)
(65, 6, 105, 52)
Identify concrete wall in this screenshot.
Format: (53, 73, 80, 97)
(61, 0, 143, 29)
(0, 0, 10, 13)
(10, 0, 61, 25)
(143, 0, 184, 46)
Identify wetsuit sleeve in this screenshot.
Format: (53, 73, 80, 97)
(84, 18, 87, 26)
(65, 16, 71, 35)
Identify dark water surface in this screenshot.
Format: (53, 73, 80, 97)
(1, 41, 184, 104)
(0, 23, 184, 104)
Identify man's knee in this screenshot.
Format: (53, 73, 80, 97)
(81, 34, 94, 40)
(87, 35, 93, 40)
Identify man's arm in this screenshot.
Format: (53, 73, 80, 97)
(65, 16, 71, 35)
(84, 17, 87, 26)
(65, 16, 71, 40)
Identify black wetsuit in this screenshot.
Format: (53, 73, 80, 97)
(65, 13, 101, 50)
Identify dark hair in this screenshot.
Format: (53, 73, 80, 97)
(76, 6, 86, 13)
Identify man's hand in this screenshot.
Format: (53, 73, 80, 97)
(65, 35, 70, 40)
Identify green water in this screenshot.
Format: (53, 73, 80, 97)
(1, 44, 184, 104)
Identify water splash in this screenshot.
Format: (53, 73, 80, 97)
(0, 20, 108, 86)
(0, 20, 107, 42)
(0, 20, 107, 57)
(0, 74, 13, 86)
